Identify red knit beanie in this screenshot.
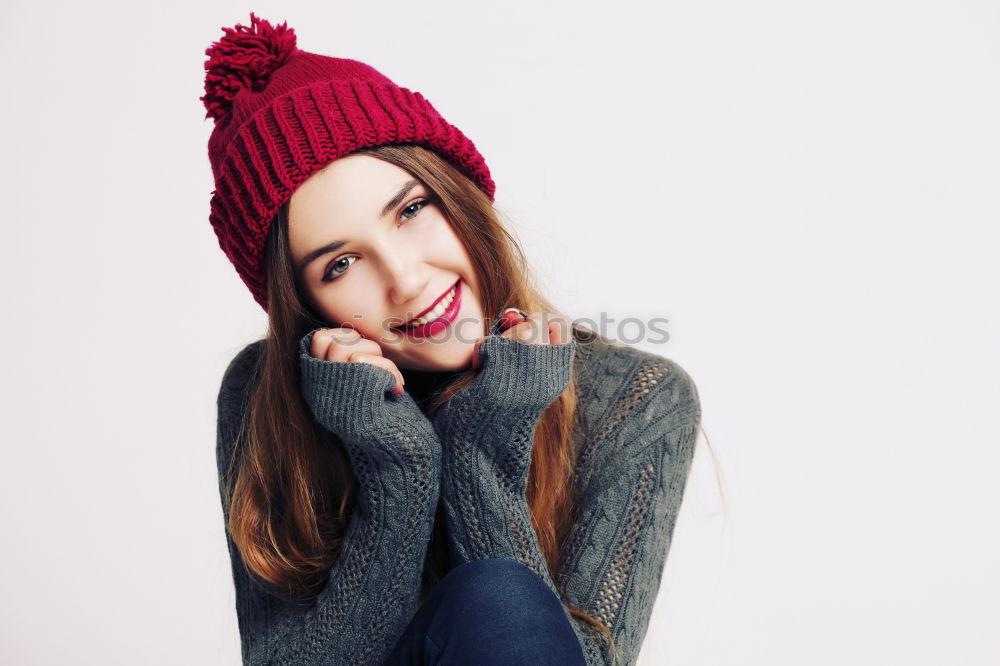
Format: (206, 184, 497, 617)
(201, 13, 496, 311)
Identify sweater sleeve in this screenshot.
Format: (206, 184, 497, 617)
(215, 331, 443, 666)
(431, 336, 701, 666)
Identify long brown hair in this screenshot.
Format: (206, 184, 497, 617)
(222, 143, 620, 660)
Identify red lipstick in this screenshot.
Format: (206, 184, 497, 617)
(393, 279, 462, 339)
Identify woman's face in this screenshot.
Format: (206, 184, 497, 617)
(287, 154, 487, 372)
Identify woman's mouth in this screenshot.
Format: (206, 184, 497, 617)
(392, 279, 462, 338)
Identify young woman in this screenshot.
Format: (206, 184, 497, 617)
(206, 13, 703, 666)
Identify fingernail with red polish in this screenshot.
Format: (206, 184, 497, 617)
(500, 308, 527, 331)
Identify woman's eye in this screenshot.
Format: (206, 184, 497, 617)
(320, 200, 429, 283)
(322, 256, 356, 282)
(400, 198, 429, 222)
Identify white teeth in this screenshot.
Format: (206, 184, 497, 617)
(405, 284, 457, 327)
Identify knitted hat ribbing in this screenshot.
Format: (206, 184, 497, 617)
(201, 13, 496, 311)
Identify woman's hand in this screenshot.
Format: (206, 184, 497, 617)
(471, 310, 574, 369)
(434, 308, 576, 434)
(434, 308, 577, 476)
(308, 327, 405, 395)
(299, 327, 440, 458)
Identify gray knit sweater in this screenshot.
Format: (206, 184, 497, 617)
(215, 326, 701, 666)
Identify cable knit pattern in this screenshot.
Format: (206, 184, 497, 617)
(431, 333, 700, 666)
(215, 328, 701, 666)
(430, 335, 576, 577)
(216, 330, 442, 665)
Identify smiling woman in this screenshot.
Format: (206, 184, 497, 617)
(285, 153, 488, 371)
(205, 12, 704, 666)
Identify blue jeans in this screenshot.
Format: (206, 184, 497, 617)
(384, 558, 588, 665)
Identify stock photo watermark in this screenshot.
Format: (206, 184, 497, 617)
(328, 312, 672, 346)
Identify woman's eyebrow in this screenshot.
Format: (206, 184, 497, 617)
(379, 179, 420, 218)
(297, 179, 422, 277)
(298, 239, 347, 277)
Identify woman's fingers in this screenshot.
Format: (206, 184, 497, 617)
(498, 308, 527, 333)
(508, 312, 544, 344)
(499, 311, 574, 345)
(501, 312, 573, 345)
(347, 353, 406, 395)
(310, 328, 404, 394)
(470, 309, 576, 368)
(311, 327, 358, 362)
(548, 312, 574, 345)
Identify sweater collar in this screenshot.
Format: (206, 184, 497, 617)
(400, 366, 465, 413)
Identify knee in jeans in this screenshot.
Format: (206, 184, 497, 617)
(440, 558, 545, 608)
(427, 559, 583, 663)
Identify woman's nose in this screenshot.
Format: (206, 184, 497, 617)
(382, 251, 428, 306)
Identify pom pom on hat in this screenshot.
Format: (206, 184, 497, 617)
(200, 12, 297, 121)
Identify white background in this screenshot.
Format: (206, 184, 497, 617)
(2, 1, 998, 664)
